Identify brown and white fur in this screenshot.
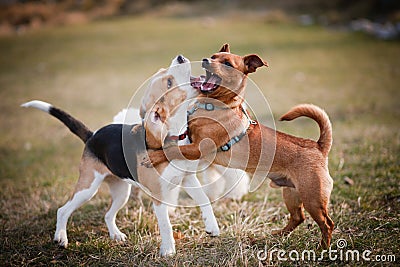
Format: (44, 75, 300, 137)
(21, 55, 219, 256)
(143, 44, 335, 249)
(114, 107, 250, 202)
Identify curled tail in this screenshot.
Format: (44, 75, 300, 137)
(280, 104, 332, 156)
(21, 100, 93, 143)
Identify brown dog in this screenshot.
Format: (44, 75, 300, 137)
(143, 44, 334, 248)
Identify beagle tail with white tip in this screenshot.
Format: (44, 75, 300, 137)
(21, 100, 93, 143)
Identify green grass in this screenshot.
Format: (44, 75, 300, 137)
(1, 12, 399, 266)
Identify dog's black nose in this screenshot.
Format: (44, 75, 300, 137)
(202, 58, 209, 68)
(177, 55, 185, 64)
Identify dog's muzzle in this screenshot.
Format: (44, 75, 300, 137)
(177, 55, 186, 64)
(202, 58, 210, 69)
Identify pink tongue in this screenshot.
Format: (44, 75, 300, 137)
(201, 75, 218, 91)
(191, 76, 205, 90)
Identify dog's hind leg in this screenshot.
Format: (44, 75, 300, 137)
(301, 173, 334, 249)
(54, 162, 107, 248)
(305, 204, 334, 249)
(182, 174, 220, 236)
(272, 187, 305, 235)
(104, 175, 131, 242)
(298, 169, 334, 249)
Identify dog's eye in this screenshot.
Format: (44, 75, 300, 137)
(211, 55, 216, 59)
(167, 78, 172, 89)
(224, 61, 232, 67)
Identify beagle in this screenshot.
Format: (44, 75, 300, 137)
(22, 55, 219, 256)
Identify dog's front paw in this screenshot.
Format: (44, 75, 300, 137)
(159, 242, 176, 257)
(205, 217, 220, 237)
(141, 151, 166, 168)
(54, 229, 68, 248)
(110, 231, 127, 242)
(141, 156, 155, 168)
(271, 228, 288, 236)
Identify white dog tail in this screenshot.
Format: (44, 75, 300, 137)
(21, 100, 93, 143)
(280, 104, 332, 157)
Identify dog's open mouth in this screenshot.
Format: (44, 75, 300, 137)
(190, 70, 221, 93)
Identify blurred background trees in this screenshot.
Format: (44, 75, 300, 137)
(0, 0, 399, 38)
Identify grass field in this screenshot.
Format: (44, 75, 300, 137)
(0, 12, 399, 266)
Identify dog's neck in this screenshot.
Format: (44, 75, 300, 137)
(195, 96, 243, 111)
(199, 77, 247, 109)
(168, 100, 191, 137)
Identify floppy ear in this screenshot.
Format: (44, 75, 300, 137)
(143, 106, 168, 146)
(151, 106, 169, 146)
(219, 43, 230, 53)
(243, 54, 269, 74)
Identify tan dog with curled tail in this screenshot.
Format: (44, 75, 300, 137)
(143, 44, 334, 249)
